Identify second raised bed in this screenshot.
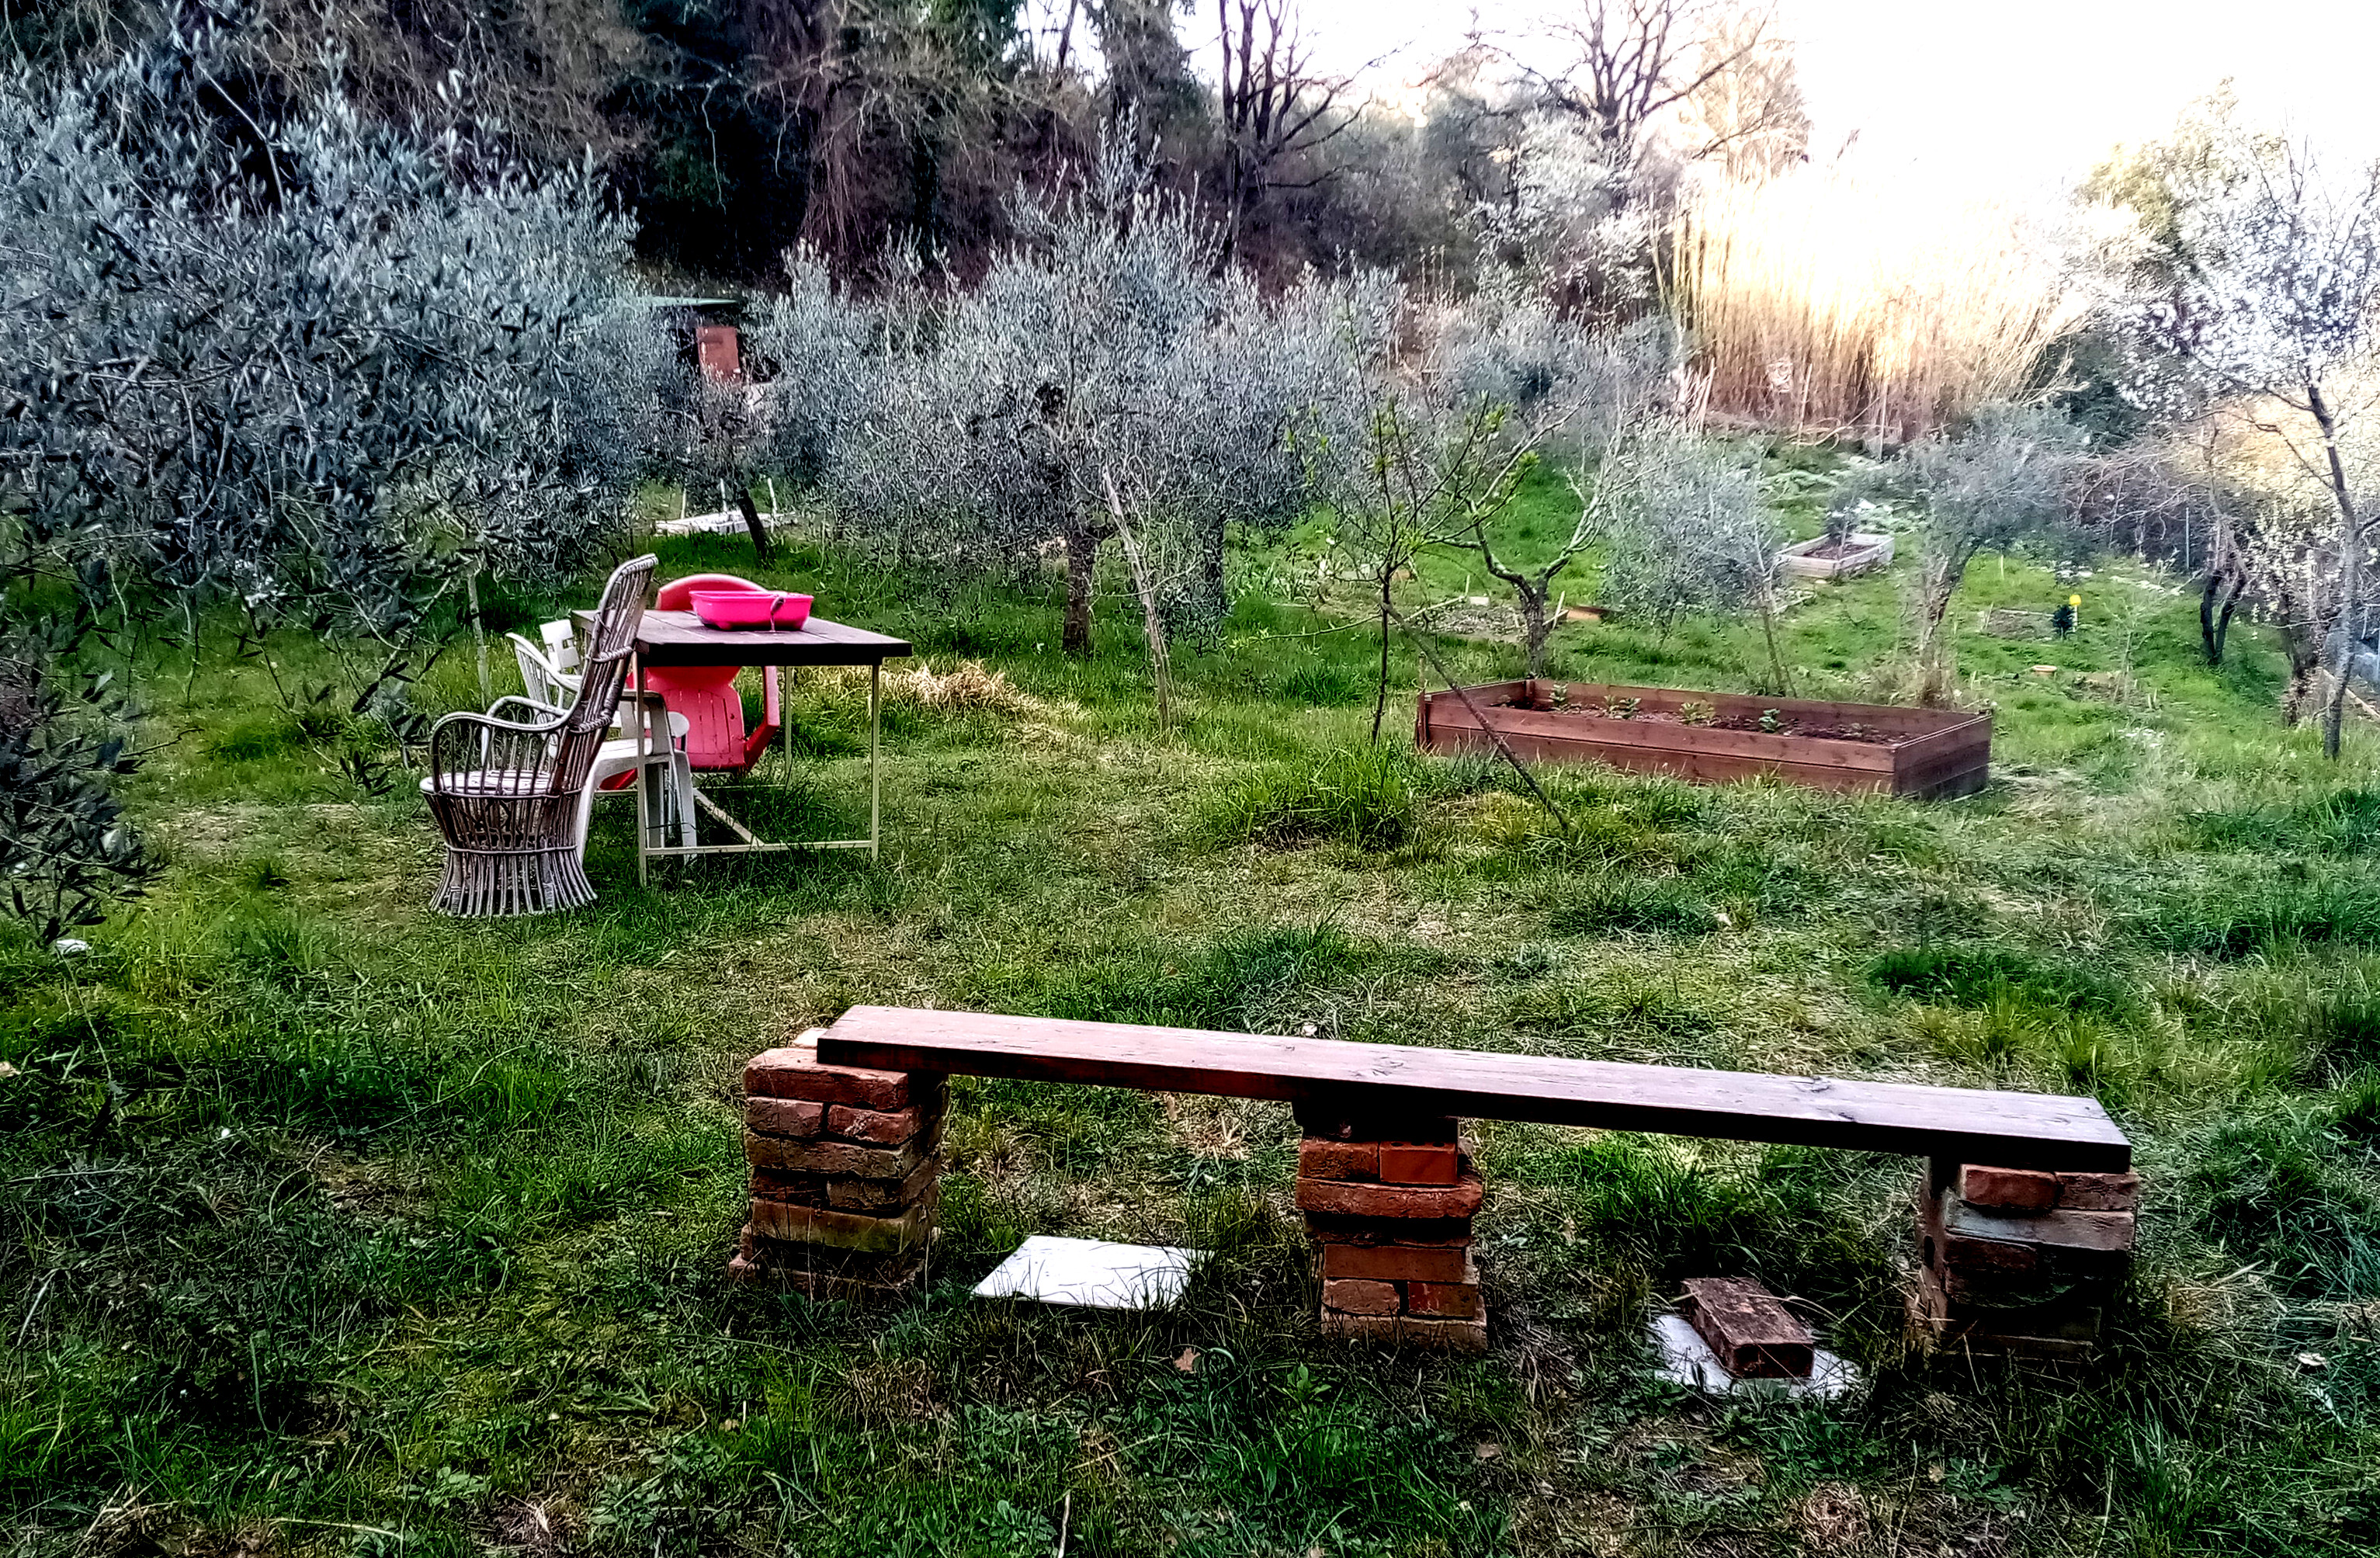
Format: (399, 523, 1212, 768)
(1416, 680, 1991, 799)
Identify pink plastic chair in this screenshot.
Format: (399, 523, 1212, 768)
(648, 574, 784, 776)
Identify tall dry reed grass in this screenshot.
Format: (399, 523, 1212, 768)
(1671, 169, 2082, 442)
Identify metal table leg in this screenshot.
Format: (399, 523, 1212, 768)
(869, 660, 881, 859)
(634, 652, 650, 887)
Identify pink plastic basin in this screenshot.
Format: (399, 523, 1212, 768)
(689, 590, 811, 630)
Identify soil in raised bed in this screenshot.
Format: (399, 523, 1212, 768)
(1500, 697, 1896, 744)
(1797, 538, 1882, 560)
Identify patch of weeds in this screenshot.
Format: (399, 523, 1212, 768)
(1867, 944, 2133, 1018)
(1034, 922, 1392, 1033)
(2130, 873, 2380, 957)
(205, 717, 304, 762)
(237, 852, 293, 890)
(2187, 1109, 2380, 1296)
(1206, 744, 1421, 851)
(2187, 788, 2380, 855)
(1549, 877, 1724, 937)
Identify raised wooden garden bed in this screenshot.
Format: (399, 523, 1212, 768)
(1415, 680, 1991, 798)
(1778, 531, 1893, 579)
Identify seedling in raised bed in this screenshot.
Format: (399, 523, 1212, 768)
(1758, 708, 1785, 734)
(1678, 700, 1715, 726)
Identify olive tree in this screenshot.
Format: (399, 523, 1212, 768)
(823, 130, 1356, 656)
(1588, 420, 1795, 693)
(1897, 404, 2087, 702)
(1434, 297, 1684, 676)
(0, 29, 666, 634)
(0, 26, 664, 938)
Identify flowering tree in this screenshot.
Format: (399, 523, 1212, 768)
(2103, 99, 2380, 755)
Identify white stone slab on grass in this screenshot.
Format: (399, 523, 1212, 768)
(1648, 1313, 1861, 1400)
(971, 1236, 1199, 1310)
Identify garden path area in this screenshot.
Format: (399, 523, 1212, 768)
(9, 476, 2380, 1556)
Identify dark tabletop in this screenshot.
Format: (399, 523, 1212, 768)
(583, 609, 914, 668)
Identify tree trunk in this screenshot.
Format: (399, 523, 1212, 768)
(1063, 527, 1097, 657)
(1370, 570, 1392, 744)
(2310, 383, 2364, 758)
(1517, 581, 1552, 679)
(2201, 570, 2245, 666)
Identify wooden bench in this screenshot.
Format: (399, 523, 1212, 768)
(742, 1006, 2134, 1355)
(816, 1006, 2130, 1173)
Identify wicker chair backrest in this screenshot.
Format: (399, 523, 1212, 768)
(544, 554, 656, 795)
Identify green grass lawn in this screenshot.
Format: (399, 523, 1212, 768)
(8, 475, 2380, 1556)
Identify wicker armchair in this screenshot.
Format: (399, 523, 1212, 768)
(425, 554, 657, 916)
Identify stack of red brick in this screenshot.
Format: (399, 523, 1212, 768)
(1913, 1161, 2140, 1357)
(730, 1035, 946, 1295)
(1295, 1110, 1487, 1351)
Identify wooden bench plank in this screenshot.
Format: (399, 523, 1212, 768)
(817, 1007, 2130, 1171)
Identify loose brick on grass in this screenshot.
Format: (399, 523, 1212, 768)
(1681, 1276, 1814, 1379)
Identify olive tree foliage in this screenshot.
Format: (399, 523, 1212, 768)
(0, 26, 664, 941)
(771, 130, 1366, 658)
(1896, 404, 2087, 702)
(2094, 97, 2380, 755)
(1587, 421, 1792, 693)
(0, 28, 668, 635)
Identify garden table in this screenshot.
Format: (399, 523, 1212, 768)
(578, 609, 912, 880)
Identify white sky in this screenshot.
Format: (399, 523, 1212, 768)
(1171, 1, 2380, 200)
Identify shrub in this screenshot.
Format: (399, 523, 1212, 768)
(1866, 944, 2134, 1017)
(1206, 746, 1422, 851)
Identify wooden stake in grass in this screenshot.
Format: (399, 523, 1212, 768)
(1386, 600, 1567, 835)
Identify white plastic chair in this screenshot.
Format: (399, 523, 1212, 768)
(508, 631, 583, 707)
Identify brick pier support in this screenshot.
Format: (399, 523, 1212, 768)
(730, 1032, 945, 1296)
(1295, 1105, 1487, 1351)
(1913, 1159, 2140, 1357)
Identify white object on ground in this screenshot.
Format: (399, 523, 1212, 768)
(971, 1236, 1199, 1310)
(1648, 1313, 1861, 1400)
(50, 939, 90, 956)
(654, 509, 796, 537)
